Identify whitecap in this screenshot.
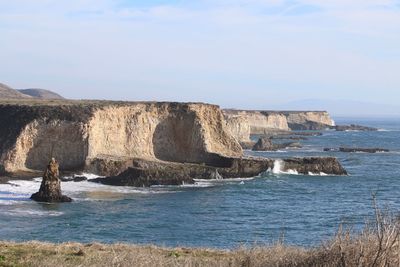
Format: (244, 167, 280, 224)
(3, 208, 64, 217)
(267, 159, 299, 175)
(308, 172, 329, 176)
(0, 174, 174, 204)
(180, 182, 214, 188)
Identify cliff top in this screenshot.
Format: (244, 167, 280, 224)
(0, 98, 219, 108)
(223, 109, 329, 115)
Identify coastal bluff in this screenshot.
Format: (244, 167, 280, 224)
(223, 109, 334, 142)
(0, 100, 347, 184)
(0, 100, 242, 174)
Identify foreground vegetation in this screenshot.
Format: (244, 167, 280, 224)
(1, 202, 399, 267)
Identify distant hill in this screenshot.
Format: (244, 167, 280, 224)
(18, 89, 64, 99)
(0, 83, 64, 100)
(0, 83, 32, 99)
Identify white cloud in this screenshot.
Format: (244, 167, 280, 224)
(0, 0, 399, 106)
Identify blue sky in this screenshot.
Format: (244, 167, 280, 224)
(0, 0, 399, 112)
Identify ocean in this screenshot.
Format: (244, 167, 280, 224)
(0, 117, 399, 248)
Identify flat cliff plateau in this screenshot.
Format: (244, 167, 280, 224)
(223, 109, 334, 143)
(0, 99, 347, 185)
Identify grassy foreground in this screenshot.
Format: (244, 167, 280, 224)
(1, 204, 399, 267)
(1, 225, 399, 267)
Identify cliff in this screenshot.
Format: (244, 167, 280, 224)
(0, 100, 242, 174)
(223, 109, 334, 142)
(283, 111, 334, 130)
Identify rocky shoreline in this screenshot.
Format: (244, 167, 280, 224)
(0, 100, 350, 189)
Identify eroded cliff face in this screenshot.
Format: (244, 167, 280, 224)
(223, 109, 334, 142)
(0, 101, 242, 174)
(2, 119, 88, 172)
(285, 111, 334, 130)
(224, 110, 289, 142)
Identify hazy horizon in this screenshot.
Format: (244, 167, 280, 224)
(1, 0, 399, 115)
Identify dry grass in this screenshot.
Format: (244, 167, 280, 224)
(1, 200, 399, 267)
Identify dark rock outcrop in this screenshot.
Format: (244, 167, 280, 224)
(252, 137, 274, 151)
(288, 121, 331, 131)
(60, 175, 88, 182)
(90, 157, 274, 187)
(90, 156, 347, 187)
(333, 124, 378, 131)
(282, 157, 348, 175)
(31, 158, 72, 203)
(252, 137, 302, 151)
(324, 147, 389, 153)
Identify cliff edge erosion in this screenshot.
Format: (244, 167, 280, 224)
(0, 100, 347, 186)
(224, 109, 334, 143)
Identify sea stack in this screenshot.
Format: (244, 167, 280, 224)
(31, 158, 72, 203)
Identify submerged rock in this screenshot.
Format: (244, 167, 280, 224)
(333, 124, 378, 131)
(282, 157, 348, 175)
(288, 121, 331, 131)
(324, 147, 389, 153)
(60, 175, 88, 182)
(31, 158, 72, 203)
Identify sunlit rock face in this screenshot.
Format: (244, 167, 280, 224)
(223, 109, 334, 142)
(0, 101, 242, 174)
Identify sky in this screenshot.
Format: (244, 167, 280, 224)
(0, 0, 399, 112)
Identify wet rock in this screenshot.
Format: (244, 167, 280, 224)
(31, 158, 72, 203)
(274, 142, 302, 150)
(333, 124, 378, 131)
(61, 175, 88, 182)
(288, 121, 331, 131)
(90, 156, 347, 187)
(252, 137, 274, 151)
(323, 148, 337, 152)
(90, 157, 273, 187)
(72, 176, 88, 182)
(252, 137, 302, 151)
(282, 157, 348, 175)
(324, 147, 389, 153)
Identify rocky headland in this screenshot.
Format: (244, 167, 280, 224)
(0, 99, 347, 187)
(223, 109, 334, 143)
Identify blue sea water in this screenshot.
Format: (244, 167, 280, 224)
(0, 118, 399, 248)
